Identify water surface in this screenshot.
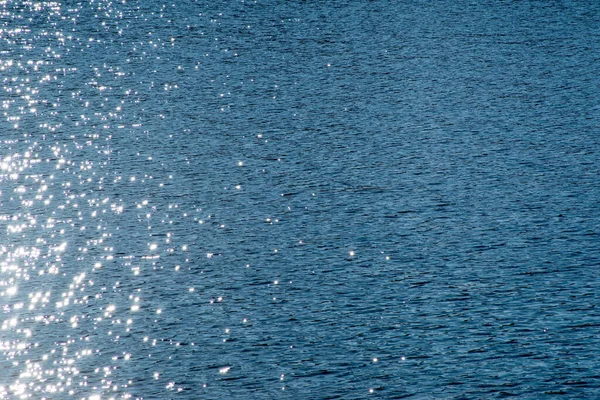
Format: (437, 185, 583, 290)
(1, 1, 600, 398)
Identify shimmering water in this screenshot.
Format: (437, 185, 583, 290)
(1, 1, 600, 398)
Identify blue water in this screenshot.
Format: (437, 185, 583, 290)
(1, 1, 600, 398)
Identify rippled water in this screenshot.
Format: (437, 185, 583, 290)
(1, 1, 600, 398)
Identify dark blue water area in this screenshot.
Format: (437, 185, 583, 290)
(1, 0, 600, 398)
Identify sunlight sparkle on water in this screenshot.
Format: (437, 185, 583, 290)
(219, 366, 231, 375)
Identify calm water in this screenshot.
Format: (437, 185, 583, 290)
(1, 1, 600, 398)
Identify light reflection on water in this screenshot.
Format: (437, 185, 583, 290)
(2, 0, 600, 399)
(0, 2, 204, 397)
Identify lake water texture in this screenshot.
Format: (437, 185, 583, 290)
(1, 1, 600, 398)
